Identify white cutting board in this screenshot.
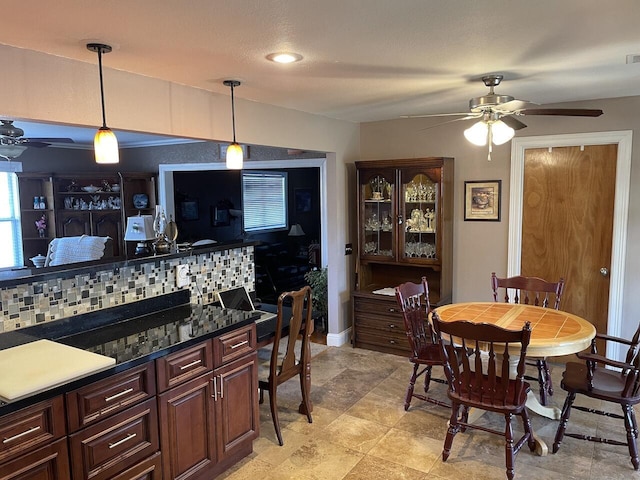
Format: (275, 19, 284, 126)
(0, 339, 116, 402)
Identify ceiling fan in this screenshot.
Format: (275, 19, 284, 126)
(403, 75, 603, 159)
(0, 120, 74, 160)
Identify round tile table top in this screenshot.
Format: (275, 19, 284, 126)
(433, 302, 596, 357)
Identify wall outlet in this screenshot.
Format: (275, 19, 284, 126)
(175, 264, 190, 288)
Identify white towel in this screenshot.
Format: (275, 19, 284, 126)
(46, 236, 110, 266)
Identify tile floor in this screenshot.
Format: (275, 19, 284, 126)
(218, 344, 638, 479)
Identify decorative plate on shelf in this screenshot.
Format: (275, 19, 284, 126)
(132, 193, 149, 209)
(82, 185, 100, 193)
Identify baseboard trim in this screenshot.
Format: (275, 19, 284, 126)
(326, 327, 351, 347)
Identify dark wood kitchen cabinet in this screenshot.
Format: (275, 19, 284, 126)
(352, 157, 454, 356)
(0, 395, 69, 479)
(157, 322, 259, 479)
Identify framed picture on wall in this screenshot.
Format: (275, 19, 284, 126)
(211, 206, 230, 227)
(180, 200, 199, 221)
(464, 180, 501, 221)
(295, 188, 312, 213)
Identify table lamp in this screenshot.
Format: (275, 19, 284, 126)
(124, 215, 155, 256)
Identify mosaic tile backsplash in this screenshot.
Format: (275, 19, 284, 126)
(0, 246, 254, 333)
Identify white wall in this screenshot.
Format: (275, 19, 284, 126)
(0, 45, 360, 342)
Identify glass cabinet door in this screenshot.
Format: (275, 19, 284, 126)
(360, 173, 394, 259)
(400, 172, 438, 261)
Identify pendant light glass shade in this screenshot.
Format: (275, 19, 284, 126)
(94, 126, 119, 164)
(223, 80, 243, 170)
(87, 43, 119, 165)
(464, 119, 515, 147)
(226, 142, 244, 169)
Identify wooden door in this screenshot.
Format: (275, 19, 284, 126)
(521, 145, 617, 344)
(92, 211, 124, 256)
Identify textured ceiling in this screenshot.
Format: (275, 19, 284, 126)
(1, 0, 640, 131)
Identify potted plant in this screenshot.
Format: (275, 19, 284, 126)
(304, 267, 327, 332)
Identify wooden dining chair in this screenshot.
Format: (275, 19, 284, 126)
(432, 311, 536, 480)
(552, 323, 640, 470)
(258, 285, 314, 446)
(491, 272, 565, 405)
(395, 277, 448, 410)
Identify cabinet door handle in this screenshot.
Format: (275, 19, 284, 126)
(108, 433, 137, 449)
(219, 375, 224, 399)
(104, 388, 134, 402)
(389, 340, 396, 345)
(179, 359, 202, 370)
(388, 324, 396, 329)
(3, 426, 41, 444)
(230, 340, 249, 349)
(388, 307, 397, 313)
(212, 377, 218, 401)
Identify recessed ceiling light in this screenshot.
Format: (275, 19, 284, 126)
(266, 52, 303, 64)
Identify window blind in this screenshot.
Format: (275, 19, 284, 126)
(0, 162, 23, 268)
(242, 171, 288, 232)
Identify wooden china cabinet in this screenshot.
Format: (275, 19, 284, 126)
(352, 157, 454, 356)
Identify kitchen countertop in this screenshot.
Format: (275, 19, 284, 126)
(0, 289, 259, 415)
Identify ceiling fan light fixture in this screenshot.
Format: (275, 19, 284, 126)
(464, 121, 488, 146)
(490, 120, 515, 145)
(87, 43, 119, 165)
(223, 80, 243, 170)
(0, 143, 27, 160)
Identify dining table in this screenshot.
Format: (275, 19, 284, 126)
(433, 301, 596, 455)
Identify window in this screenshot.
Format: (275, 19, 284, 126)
(0, 162, 23, 269)
(242, 171, 288, 233)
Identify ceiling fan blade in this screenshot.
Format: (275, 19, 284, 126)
(401, 112, 477, 119)
(494, 99, 536, 112)
(501, 115, 528, 130)
(22, 141, 51, 148)
(519, 108, 603, 117)
(26, 137, 75, 143)
(418, 115, 481, 131)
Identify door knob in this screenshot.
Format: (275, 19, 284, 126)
(600, 267, 609, 277)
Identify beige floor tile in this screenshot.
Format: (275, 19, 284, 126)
(367, 427, 442, 473)
(343, 455, 430, 480)
(346, 390, 408, 427)
(319, 413, 390, 453)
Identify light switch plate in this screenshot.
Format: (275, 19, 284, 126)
(176, 264, 190, 288)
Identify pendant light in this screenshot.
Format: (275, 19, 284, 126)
(87, 43, 119, 164)
(223, 80, 243, 169)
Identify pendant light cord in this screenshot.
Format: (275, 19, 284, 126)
(230, 82, 237, 143)
(97, 47, 107, 128)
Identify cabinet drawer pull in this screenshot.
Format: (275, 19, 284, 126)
(105, 388, 134, 402)
(389, 340, 396, 344)
(108, 433, 137, 449)
(388, 324, 397, 329)
(212, 377, 218, 401)
(230, 340, 249, 350)
(179, 359, 202, 370)
(3, 426, 41, 444)
(388, 307, 397, 313)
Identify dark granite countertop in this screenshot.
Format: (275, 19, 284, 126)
(0, 289, 262, 415)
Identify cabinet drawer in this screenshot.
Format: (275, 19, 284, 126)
(354, 312, 406, 333)
(0, 436, 70, 479)
(66, 362, 156, 432)
(0, 395, 65, 464)
(69, 398, 159, 480)
(109, 451, 162, 480)
(354, 296, 403, 318)
(354, 331, 410, 356)
(156, 340, 213, 392)
(213, 323, 256, 367)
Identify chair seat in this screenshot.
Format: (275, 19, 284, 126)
(561, 362, 640, 404)
(412, 344, 442, 363)
(449, 377, 531, 413)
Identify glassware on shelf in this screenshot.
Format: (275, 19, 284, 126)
(364, 241, 377, 254)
